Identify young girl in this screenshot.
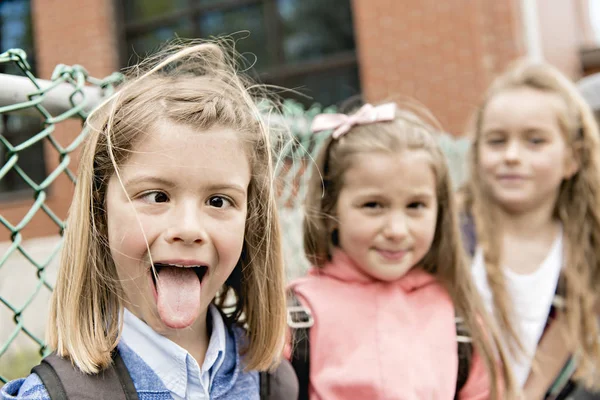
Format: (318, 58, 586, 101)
(1, 42, 288, 399)
(462, 60, 600, 397)
(287, 102, 517, 399)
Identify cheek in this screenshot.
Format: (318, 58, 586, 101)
(530, 150, 568, 178)
(475, 149, 500, 184)
(477, 147, 499, 172)
(107, 207, 153, 265)
(342, 218, 378, 253)
(422, 212, 438, 243)
(337, 210, 365, 243)
(211, 213, 247, 264)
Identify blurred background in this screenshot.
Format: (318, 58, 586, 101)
(0, 0, 599, 382)
(0, 0, 598, 239)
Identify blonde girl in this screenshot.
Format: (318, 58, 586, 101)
(463, 59, 600, 398)
(1, 42, 288, 400)
(286, 102, 517, 399)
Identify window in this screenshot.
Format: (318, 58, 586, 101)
(119, 0, 360, 107)
(0, 0, 46, 198)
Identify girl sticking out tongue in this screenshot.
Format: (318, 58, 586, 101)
(1, 41, 290, 400)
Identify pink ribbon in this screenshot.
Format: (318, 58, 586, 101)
(310, 102, 396, 139)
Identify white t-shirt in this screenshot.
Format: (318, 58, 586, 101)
(472, 229, 563, 387)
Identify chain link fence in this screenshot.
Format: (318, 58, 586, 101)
(0, 48, 123, 383)
(0, 48, 470, 384)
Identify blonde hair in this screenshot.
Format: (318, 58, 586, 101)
(465, 59, 600, 387)
(303, 105, 517, 398)
(47, 41, 287, 374)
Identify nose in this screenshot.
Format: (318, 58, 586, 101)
(165, 201, 207, 245)
(503, 140, 521, 163)
(383, 211, 408, 240)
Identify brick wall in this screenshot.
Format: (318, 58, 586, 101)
(0, 0, 594, 240)
(0, 0, 119, 241)
(352, 0, 525, 136)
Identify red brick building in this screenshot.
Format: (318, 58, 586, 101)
(0, 0, 599, 239)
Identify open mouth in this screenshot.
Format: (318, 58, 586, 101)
(151, 263, 208, 287)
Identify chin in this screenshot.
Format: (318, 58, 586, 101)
(498, 199, 536, 214)
(375, 269, 410, 282)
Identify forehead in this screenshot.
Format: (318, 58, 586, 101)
(343, 150, 436, 195)
(119, 120, 250, 186)
(482, 87, 567, 132)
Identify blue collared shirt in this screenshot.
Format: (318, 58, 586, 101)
(120, 304, 227, 400)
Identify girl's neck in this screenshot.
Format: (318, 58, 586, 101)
(497, 200, 558, 239)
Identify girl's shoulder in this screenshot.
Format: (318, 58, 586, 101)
(0, 373, 50, 400)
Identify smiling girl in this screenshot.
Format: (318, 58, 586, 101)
(286, 103, 517, 399)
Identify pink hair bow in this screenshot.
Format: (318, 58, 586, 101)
(310, 102, 396, 139)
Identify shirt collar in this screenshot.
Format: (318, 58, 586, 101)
(120, 304, 227, 398)
(315, 249, 437, 291)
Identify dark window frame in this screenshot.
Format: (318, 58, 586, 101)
(114, 0, 359, 106)
(0, 0, 47, 201)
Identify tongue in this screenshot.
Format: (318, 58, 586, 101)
(156, 266, 202, 329)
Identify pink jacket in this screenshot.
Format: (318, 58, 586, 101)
(287, 250, 493, 400)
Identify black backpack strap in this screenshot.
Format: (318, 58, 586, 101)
(287, 289, 313, 400)
(455, 315, 473, 399)
(259, 358, 299, 400)
(259, 371, 270, 399)
(31, 350, 138, 400)
(32, 359, 67, 400)
(112, 351, 138, 400)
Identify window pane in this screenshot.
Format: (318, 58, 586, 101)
(198, 5, 270, 69)
(0, 116, 46, 195)
(278, 0, 356, 63)
(124, 0, 188, 23)
(0, 0, 35, 75)
(126, 20, 193, 65)
(272, 64, 360, 108)
(0, 0, 45, 196)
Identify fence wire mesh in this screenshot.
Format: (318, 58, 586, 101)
(0, 48, 469, 384)
(0, 48, 123, 383)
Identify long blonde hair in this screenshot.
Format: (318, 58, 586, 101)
(47, 41, 287, 374)
(303, 105, 518, 398)
(465, 59, 600, 387)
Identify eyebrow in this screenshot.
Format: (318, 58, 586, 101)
(122, 175, 247, 195)
(355, 189, 435, 199)
(122, 175, 175, 188)
(203, 183, 248, 196)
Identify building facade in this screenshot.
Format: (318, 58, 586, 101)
(0, 0, 598, 238)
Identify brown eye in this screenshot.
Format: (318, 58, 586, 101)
(207, 196, 231, 208)
(141, 191, 169, 203)
(362, 201, 381, 209)
(153, 192, 169, 202)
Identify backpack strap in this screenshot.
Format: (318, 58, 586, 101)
(259, 358, 299, 400)
(259, 371, 270, 399)
(455, 316, 473, 398)
(287, 289, 313, 400)
(287, 290, 472, 399)
(31, 350, 138, 400)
